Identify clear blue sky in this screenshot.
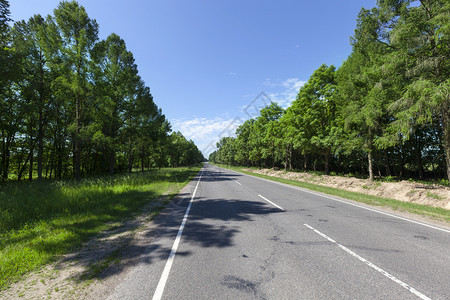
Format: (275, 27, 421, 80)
(11, 0, 376, 156)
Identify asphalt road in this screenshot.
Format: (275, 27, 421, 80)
(107, 164, 450, 300)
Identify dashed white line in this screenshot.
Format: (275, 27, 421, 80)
(152, 170, 203, 300)
(258, 194, 285, 211)
(219, 167, 449, 234)
(233, 180, 242, 185)
(304, 224, 431, 300)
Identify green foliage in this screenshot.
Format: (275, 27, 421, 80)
(211, 0, 449, 181)
(168, 132, 204, 167)
(0, 1, 203, 182)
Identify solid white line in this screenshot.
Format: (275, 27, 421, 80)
(152, 170, 203, 300)
(258, 194, 285, 211)
(233, 180, 242, 185)
(304, 224, 431, 300)
(219, 167, 450, 234)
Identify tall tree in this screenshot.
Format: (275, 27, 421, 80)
(291, 64, 337, 173)
(11, 15, 57, 180)
(378, 0, 450, 179)
(91, 33, 139, 175)
(53, 0, 98, 179)
(337, 6, 399, 180)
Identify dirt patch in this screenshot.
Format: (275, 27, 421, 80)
(243, 168, 450, 210)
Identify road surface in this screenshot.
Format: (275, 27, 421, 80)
(107, 164, 450, 299)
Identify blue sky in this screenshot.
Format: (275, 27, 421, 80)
(11, 0, 376, 156)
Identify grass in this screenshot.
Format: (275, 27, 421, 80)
(0, 166, 201, 291)
(427, 192, 444, 200)
(213, 164, 450, 222)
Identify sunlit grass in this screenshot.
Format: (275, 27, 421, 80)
(0, 166, 200, 291)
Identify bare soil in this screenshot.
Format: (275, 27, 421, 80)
(243, 168, 450, 210)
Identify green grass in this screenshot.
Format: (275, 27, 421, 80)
(427, 192, 444, 200)
(213, 164, 450, 222)
(0, 166, 201, 291)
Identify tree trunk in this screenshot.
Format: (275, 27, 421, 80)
(399, 147, 404, 178)
(414, 134, 424, 179)
(272, 141, 275, 169)
(303, 154, 307, 171)
(324, 149, 330, 174)
(29, 146, 34, 181)
(1, 135, 12, 181)
(368, 128, 374, 181)
(128, 136, 133, 173)
(383, 149, 391, 177)
(47, 151, 53, 179)
(17, 145, 34, 181)
(109, 149, 115, 176)
(37, 61, 46, 181)
(284, 147, 287, 171)
(37, 113, 44, 180)
(289, 146, 292, 171)
(444, 110, 450, 180)
(368, 150, 374, 181)
(57, 141, 63, 180)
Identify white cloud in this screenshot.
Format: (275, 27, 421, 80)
(170, 77, 306, 157)
(171, 117, 244, 157)
(263, 77, 306, 108)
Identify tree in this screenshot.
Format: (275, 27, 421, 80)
(253, 102, 284, 168)
(336, 5, 400, 180)
(53, 0, 99, 179)
(291, 64, 337, 173)
(11, 15, 58, 180)
(234, 119, 255, 166)
(377, 0, 450, 179)
(91, 33, 139, 175)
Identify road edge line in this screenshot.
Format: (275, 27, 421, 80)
(217, 166, 450, 234)
(152, 169, 203, 300)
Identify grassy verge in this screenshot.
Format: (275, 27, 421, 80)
(0, 166, 201, 291)
(213, 164, 450, 222)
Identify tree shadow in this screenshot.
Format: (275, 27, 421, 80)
(58, 191, 281, 282)
(197, 173, 242, 182)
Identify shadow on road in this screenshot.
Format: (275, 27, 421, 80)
(56, 171, 281, 283)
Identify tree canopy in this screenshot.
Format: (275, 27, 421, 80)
(210, 0, 450, 181)
(0, 0, 204, 181)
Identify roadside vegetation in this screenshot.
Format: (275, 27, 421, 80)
(209, 1, 450, 182)
(213, 164, 450, 222)
(0, 166, 201, 291)
(0, 0, 204, 182)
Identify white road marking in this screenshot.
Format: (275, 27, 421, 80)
(219, 167, 450, 234)
(233, 180, 242, 185)
(304, 224, 431, 300)
(258, 194, 285, 211)
(152, 170, 203, 300)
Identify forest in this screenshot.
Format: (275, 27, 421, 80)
(210, 0, 450, 181)
(0, 0, 204, 181)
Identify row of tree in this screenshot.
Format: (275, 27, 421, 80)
(0, 0, 203, 181)
(210, 0, 449, 181)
